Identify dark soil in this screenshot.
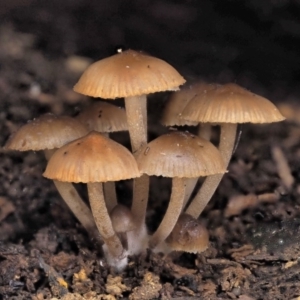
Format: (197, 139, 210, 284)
(1, 1, 300, 299)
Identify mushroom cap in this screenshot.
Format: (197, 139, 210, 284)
(4, 113, 88, 151)
(161, 81, 216, 126)
(110, 204, 136, 233)
(166, 213, 209, 253)
(43, 131, 140, 183)
(136, 131, 225, 178)
(181, 83, 285, 124)
(77, 101, 128, 133)
(73, 49, 186, 99)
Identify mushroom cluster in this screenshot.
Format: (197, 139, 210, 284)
(3, 49, 285, 271)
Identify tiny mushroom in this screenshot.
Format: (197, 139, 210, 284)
(77, 101, 128, 212)
(43, 131, 140, 270)
(73, 49, 186, 243)
(166, 213, 209, 253)
(110, 204, 144, 253)
(182, 83, 286, 218)
(4, 113, 99, 240)
(136, 131, 225, 250)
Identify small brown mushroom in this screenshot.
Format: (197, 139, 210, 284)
(136, 131, 224, 249)
(110, 204, 147, 253)
(182, 83, 285, 218)
(4, 114, 98, 240)
(43, 131, 140, 270)
(166, 213, 209, 253)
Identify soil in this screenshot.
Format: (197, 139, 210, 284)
(1, 1, 300, 299)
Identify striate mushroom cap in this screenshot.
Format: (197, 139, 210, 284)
(4, 113, 88, 151)
(43, 131, 140, 183)
(181, 83, 285, 124)
(73, 49, 186, 99)
(136, 131, 225, 178)
(161, 81, 216, 126)
(166, 213, 209, 253)
(77, 101, 128, 133)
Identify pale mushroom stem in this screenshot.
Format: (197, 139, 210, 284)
(102, 133, 118, 213)
(185, 123, 237, 218)
(149, 177, 186, 249)
(103, 181, 118, 213)
(124, 95, 150, 229)
(87, 182, 124, 258)
(182, 178, 198, 210)
(182, 123, 212, 210)
(44, 150, 99, 240)
(198, 123, 212, 140)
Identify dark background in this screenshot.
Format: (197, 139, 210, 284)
(1, 0, 300, 98)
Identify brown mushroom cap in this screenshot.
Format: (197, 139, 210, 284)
(166, 213, 209, 253)
(182, 83, 285, 124)
(4, 113, 88, 151)
(136, 131, 225, 178)
(77, 101, 128, 132)
(43, 131, 140, 183)
(110, 204, 136, 233)
(73, 49, 186, 99)
(161, 81, 216, 126)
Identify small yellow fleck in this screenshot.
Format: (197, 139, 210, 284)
(57, 277, 68, 288)
(73, 268, 88, 282)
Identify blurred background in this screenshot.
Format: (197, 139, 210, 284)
(1, 0, 300, 94)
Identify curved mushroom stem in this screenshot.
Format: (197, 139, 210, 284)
(125, 95, 150, 239)
(102, 133, 118, 213)
(44, 150, 100, 242)
(185, 123, 237, 218)
(53, 181, 100, 237)
(182, 178, 198, 210)
(149, 177, 186, 250)
(182, 123, 212, 210)
(87, 182, 124, 261)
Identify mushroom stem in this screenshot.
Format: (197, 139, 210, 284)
(103, 181, 118, 213)
(131, 174, 150, 226)
(149, 177, 186, 249)
(44, 150, 100, 240)
(87, 182, 124, 258)
(53, 180, 99, 235)
(182, 123, 212, 209)
(185, 123, 237, 218)
(102, 132, 118, 213)
(198, 123, 212, 140)
(124, 95, 147, 152)
(182, 178, 198, 210)
(124, 95, 150, 234)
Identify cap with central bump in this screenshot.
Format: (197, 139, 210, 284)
(43, 131, 140, 183)
(74, 49, 186, 99)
